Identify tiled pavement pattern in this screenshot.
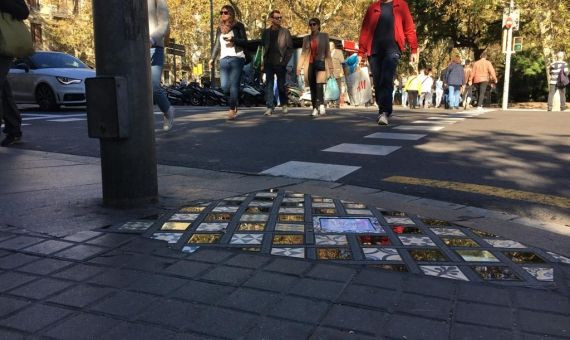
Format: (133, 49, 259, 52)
(133, 189, 570, 288)
(0, 224, 569, 339)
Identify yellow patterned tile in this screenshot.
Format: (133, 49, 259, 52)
(161, 222, 191, 231)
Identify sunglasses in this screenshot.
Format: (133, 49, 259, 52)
(309, 22, 318, 27)
(220, 10, 229, 15)
(272, 16, 282, 20)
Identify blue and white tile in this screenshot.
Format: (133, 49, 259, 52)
(213, 206, 240, 213)
(346, 209, 373, 216)
(522, 267, 554, 281)
(196, 223, 229, 232)
(282, 198, 305, 203)
(151, 233, 182, 244)
(315, 235, 348, 246)
(421, 266, 469, 281)
(312, 202, 336, 208)
(170, 213, 200, 221)
(279, 208, 305, 214)
(399, 236, 436, 247)
(430, 228, 466, 237)
(484, 239, 527, 249)
(248, 201, 274, 207)
(118, 221, 154, 232)
(224, 196, 248, 201)
(313, 217, 384, 234)
(546, 251, 570, 264)
(240, 214, 269, 222)
(363, 248, 402, 261)
(256, 192, 278, 198)
(182, 246, 200, 254)
(230, 233, 264, 245)
(385, 217, 415, 225)
(271, 247, 305, 259)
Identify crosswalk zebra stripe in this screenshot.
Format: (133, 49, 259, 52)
(365, 132, 426, 140)
(260, 161, 361, 181)
(394, 125, 445, 132)
(323, 143, 401, 156)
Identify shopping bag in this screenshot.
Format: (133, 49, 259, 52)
(0, 13, 34, 58)
(346, 66, 372, 106)
(324, 77, 340, 101)
(253, 45, 264, 72)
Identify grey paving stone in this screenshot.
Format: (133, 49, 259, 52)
(457, 284, 512, 306)
(0, 272, 37, 292)
(90, 291, 157, 318)
(338, 284, 398, 310)
(305, 264, 357, 283)
(403, 276, 457, 299)
(310, 327, 377, 340)
(8, 278, 74, 300)
(22, 240, 75, 255)
(384, 314, 449, 339)
(54, 244, 108, 261)
(123, 254, 178, 272)
(63, 231, 104, 243)
(86, 233, 134, 248)
(151, 247, 189, 259)
(186, 307, 258, 338)
(43, 313, 121, 340)
(322, 304, 386, 334)
(118, 238, 163, 254)
(268, 296, 330, 324)
(455, 302, 513, 329)
(0, 236, 46, 250)
(171, 280, 235, 304)
(0, 249, 12, 257)
(100, 322, 177, 340)
(48, 285, 115, 308)
(168, 333, 213, 340)
(245, 317, 314, 339)
(351, 269, 405, 290)
(224, 253, 272, 269)
(0, 304, 72, 333)
(87, 268, 148, 288)
(244, 271, 299, 292)
(518, 310, 570, 337)
(163, 260, 213, 278)
(513, 289, 570, 314)
(201, 265, 254, 286)
(263, 258, 312, 275)
(0, 296, 31, 318)
(289, 278, 346, 301)
(395, 293, 452, 321)
(450, 322, 515, 339)
(0, 253, 41, 270)
(87, 250, 138, 267)
(137, 299, 205, 330)
(18, 258, 74, 276)
(128, 274, 187, 295)
(220, 288, 280, 314)
(186, 249, 234, 263)
(51, 263, 105, 281)
(0, 328, 25, 340)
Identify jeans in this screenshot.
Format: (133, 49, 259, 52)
(220, 56, 245, 110)
(448, 85, 461, 108)
(369, 52, 400, 116)
(401, 90, 408, 107)
(265, 63, 287, 108)
(548, 85, 567, 110)
(475, 81, 488, 107)
(150, 47, 170, 113)
(308, 63, 324, 108)
(0, 56, 22, 137)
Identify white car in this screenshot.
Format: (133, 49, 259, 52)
(8, 51, 95, 111)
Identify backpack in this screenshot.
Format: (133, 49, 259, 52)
(557, 68, 569, 88)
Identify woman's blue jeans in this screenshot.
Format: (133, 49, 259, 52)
(448, 85, 461, 108)
(220, 56, 245, 110)
(150, 47, 171, 113)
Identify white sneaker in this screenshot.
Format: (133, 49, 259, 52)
(476, 106, 484, 111)
(282, 105, 288, 114)
(377, 112, 389, 125)
(318, 104, 326, 115)
(264, 108, 273, 116)
(163, 106, 175, 131)
(311, 108, 318, 117)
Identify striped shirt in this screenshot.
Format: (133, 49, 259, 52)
(549, 61, 569, 85)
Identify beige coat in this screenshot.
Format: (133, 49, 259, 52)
(297, 33, 334, 84)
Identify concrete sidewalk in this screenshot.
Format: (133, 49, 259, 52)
(0, 148, 569, 339)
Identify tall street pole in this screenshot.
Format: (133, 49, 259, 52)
(91, 0, 158, 206)
(502, 0, 515, 110)
(209, 0, 214, 84)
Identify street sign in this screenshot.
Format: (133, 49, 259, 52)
(503, 8, 520, 30)
(166, 48, 186, 57)
(193, 64, 203, 76)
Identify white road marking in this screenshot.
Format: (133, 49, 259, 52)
(411, 120, 457, 125)
(260, 161, 360, 181)
(47, 118, 87, 122)
(323, 143, 401, 156)
(394, 125, 445, 132)
(427, 117, 465, 121)
(365, 132, 426, 140)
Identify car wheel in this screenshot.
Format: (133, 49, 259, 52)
(190, 96, 202, 106)
(36, 84, 59, 111)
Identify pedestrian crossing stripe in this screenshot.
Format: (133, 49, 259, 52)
(260, 161, 360, 181)
(394, 125, 445, 132)
(411, 120, 457, 125)
(323, 143, 401, 156)
(365, 132, 426, 140)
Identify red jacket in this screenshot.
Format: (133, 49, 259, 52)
(358, 0, 418, 57)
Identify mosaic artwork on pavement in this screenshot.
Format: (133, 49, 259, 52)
(128, 189, 567, 287)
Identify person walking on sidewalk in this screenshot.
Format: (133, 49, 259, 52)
(444, 55, 464, 110)
(547, 51, 569, 112)
(462, 59, 473, 109)
(404, 70, 422, 109)
(434, 76, 444, 108)
(261, 10, 293, 116)
(419, 68, 434, 109)
(0, 0, 29, 147)
(148, 0, 175, 131)
(329, 42, 345, 108)
(209, 5, 248, 120)
(358, 0, 418, 125)
(297, 18, 334, 117)
(469, 52, 497, 110)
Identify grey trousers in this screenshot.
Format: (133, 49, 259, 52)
(0, 56, 22, 137)
(547, 85, 567, 111)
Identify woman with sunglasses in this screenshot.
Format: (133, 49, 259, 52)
(209, 5, 248, 120)
(297, 18, 334, 117)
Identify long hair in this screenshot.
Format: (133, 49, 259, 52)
(219, 5, 236, 34)
(308, 18, 321, 32)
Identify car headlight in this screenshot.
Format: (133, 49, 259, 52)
(56, 76, 82, 85)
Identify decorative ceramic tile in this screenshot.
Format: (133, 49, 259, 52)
(484, 239, 527, 249)
(470, 229, 499, 238)
(314, 217, 384, 234)
(252, 196, 275, 202)
(256, 192, 278, 198)
(430, 228, 466, 237)
(271, 247, 305, 258)
(182, 246, 200, 253)
(180, 206, 206, 213)
(118, 221, 153, 232)
(344, 203, 367, 209)
(196, 223, 228, 232)
(473, 266, 520, 281)
(170, 214, 199, 221)
(312, 202, 336, 208)
(275, 224, 305, 232)
(242, 247, 261, 252)
(285, 192, 305, 198)
(161, 222, 191, 231)
(246, 206, 272, 214)
(218, 200, 243, 207)
(456, 250, 499, 262)
(282, 198, 305, 203)
(312, 197, 334, 203)
(392, 226, 422, 234)
(230, 234, 263, 245)
(240, 214, 269, 222)
(385, 217, 415, 225)
(317, 248, 352, 260)
(238, 222, 266, 231)
(370, 264, 408, 272)
(212, 206, 239, 213)
(421, 218, 452, 227)
(363, 248, 402, 261)
(280, 202, 304, 209)
(225, 195, 248, 201)
(151, 233, 182, 244)
(279, 208, 305, 214)
(359, 235, 391, 246)
(504, 251, 545, 264)
(278, 214, 304, 222)
(442, 238, 480, 247)
(382, 211, 407, 217)
(346, 209, 373, 215)
(204, 213, 233, 222)
(522, 267, 554, 281)
(409, 249, 448, 262)
(248, 201, 274, 207)
(547, 251, 570, 264)
(273, 235, 304, 245)
(421, 266, 469, 281)
(188, 233, 222, 244)
(313, 208, 337, 215)
(315, 235, 348, 246)
(399, 236, 436, 247)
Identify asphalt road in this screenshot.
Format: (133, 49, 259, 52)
(8, 104, 570, 225)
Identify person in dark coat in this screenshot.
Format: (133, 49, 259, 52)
(444, 55, 464, 109)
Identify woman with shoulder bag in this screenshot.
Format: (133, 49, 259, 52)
(297, 18, 334, 117)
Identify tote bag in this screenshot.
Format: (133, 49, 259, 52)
(324, 77, 340, 101)
(0, 12, 34, 58)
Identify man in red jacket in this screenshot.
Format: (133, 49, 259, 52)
(359, 0, 418, 125)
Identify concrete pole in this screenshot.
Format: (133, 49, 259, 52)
(502, 0, 515, 110)
(92, 0, 158, 206)
(209, 0, 215, 84)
